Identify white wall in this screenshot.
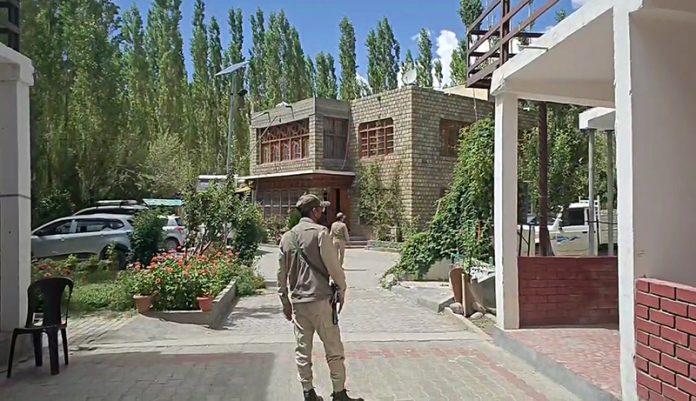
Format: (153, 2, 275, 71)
(614, 5, 696, 400)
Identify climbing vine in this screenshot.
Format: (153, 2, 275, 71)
(357, 161, 402, 239)
(392, 117, 495, 278)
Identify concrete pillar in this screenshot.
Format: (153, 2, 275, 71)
(494, 93, 519, 330)
(614, 5, 696, 400)
(0, 62, 33, 331)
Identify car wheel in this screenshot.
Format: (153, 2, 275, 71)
(101, 247, 128, 270)
(164, 238, 179, 252)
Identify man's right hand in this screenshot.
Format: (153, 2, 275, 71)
(338, 290, 346, 313)
(282, 303, 293, 321)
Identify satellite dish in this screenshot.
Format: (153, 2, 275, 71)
(402, 68, 417, 86)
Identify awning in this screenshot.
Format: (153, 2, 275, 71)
(143, 198, 184, 207)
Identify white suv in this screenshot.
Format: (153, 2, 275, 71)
(161, 215, 186, 251)
(32, 214, 133, 268)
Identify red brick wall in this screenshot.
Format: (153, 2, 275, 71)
(518, 257, 618, 327)
(635, 278, 696, 401)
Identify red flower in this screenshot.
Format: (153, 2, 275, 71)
(165, 267, 174, 274)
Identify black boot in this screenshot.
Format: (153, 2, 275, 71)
(304, 388, 323, 401)
(331, 389, 363, 401)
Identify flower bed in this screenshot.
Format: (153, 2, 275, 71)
(119, 250, 264, 311)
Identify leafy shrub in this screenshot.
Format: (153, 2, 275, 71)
(389, 232, 436, 279)
(118, 251, 263, 311)
(130, 209, 163, 265)
(392, 118, 496, 278)
(231, 201, 265, 265)
(263, 215, 286, 244)
(71, 283, 120, 312)
(184, 183, 264, 264)
(35, 189, 74, 228)
(287, 208, 301, 230)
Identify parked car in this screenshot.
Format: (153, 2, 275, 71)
(73, 200, 148, 216)
(160, 215, 186, 251)
(32, 214, 133, 268)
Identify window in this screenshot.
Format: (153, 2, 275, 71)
(358, 118, 394, 158)
(76, 219, 109, 233)
(107, 220, 126, 230)
(257, 190, 306, 218)
(441, 119, 467, 157)
(36, 220, 73, 236)
(258, 119, 310, 164)
(324, 118, 349, 159)
(563, 208, 586, 226)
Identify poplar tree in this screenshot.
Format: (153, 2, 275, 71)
(316, 52, 338, 99)
(338, 17, 358, 100)
(416, 28, 433, 87)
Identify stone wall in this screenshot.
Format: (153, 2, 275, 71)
(409, 88, 494, 226)
(348, 88, 414, 232)
(517, 256, 619, 327)
(635, 278, 696, 401)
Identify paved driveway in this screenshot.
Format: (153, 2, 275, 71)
(0, 247, 579, 401)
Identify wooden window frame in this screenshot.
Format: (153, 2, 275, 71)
(440, 119, 467, 157)
(323, 117, 349, 159)
(258, 119, 310, 164)
(358, 118, 394, 159)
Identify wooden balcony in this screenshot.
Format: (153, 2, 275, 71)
(466, 0, 559, 89)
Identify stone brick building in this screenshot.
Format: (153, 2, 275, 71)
(241, 86, 534, 237)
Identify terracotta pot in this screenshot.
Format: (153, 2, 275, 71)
(197, 296, 214, 312)
(133, 295, 152, 314)
(449, 266, 463, 305)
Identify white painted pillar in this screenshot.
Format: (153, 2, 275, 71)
(494, 93, 519, 330)
(0, 62, 33, 331)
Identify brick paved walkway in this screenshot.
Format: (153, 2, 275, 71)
(0, 248, 580, 400)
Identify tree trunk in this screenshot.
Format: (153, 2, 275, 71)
(538, 102, 552, 256)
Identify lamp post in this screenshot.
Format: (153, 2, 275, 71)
(215, 60, 249, 178)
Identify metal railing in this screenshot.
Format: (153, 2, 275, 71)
(466, 0, 559, 89)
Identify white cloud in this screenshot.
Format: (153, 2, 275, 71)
(571, 0, 592, 9)
(432, 29, 458, 88)
(411, 30, 431, 41)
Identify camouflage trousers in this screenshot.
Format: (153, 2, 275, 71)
(293, 300, 346, 392)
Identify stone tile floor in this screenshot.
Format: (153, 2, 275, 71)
(504, 326, 621, 400)
(0, 248, 582, 400)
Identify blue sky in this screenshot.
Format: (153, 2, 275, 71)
(114, 0, 584, 85)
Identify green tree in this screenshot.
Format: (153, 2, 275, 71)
(367, 18, 400, 93)
(450, 0, 483, 86)
(305, 55, 317, 96)
(224, 8, 249, 175)
(338, 17, 358, 100)
(264, 13, 283, 108)
(21, 0, 69, 210)
(315, 52, 338, 99)
(416, 29, 433, 87)
(60, 0, 125, 205)
(433, 59, 444, 88)
(121, 5, 154, 179)
(188, 0, 210, 169)
(248, 8, 266, 110)
(401, 49, 415, 77)
(207, 16, 225, 173)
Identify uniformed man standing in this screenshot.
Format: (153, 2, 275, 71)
(330, 213, 350, 267)
(278, 194, 364, 401)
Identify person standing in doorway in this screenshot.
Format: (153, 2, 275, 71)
(278, 195, 364, 401)
(330, 213, 349, 267)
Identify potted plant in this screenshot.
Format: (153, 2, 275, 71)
(130, 269, 156, 313)
(196, 270, 215, 312)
